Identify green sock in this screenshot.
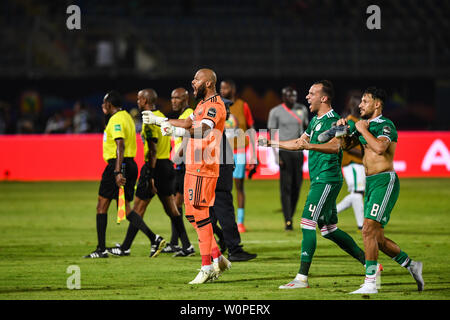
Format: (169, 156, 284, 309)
(299, 261, 311, 276)
(323, 228, 365, 265)
(298, 228, 316, 276)
(365, 260, 378, 276)
(393, 250, 411, 267)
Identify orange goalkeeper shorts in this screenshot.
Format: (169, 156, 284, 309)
(184, 173, 218, 210)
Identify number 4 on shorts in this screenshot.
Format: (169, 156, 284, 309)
(309, 204, 316, 217)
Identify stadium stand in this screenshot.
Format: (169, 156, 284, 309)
(0, 0, 448, 132)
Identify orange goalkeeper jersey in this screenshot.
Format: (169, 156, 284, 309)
(185, 94, 227, 178)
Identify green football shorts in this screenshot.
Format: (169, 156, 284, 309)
(364, 171, 400, 227)
(301, 181, 342, 229)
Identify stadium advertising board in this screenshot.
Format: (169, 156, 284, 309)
(0, 131, 449, 181)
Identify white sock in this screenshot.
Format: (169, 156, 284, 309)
(350, 193, 364, 228)
(364, 274, 377, 284)
(337, 194, 352, 213)
(201, 264, 212, 272)
(295, 274, 308, 282)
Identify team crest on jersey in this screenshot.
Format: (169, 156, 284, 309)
(315, 123, 322, 131)
(207, 107, 217, 118)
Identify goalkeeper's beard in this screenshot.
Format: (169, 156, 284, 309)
(194, 84, 206, 100)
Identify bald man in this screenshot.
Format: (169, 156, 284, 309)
(107, 88, 193, 258)
(163, 87, 196, 256)
(142, 69, 232, 284)
(267, 86, 309, 231)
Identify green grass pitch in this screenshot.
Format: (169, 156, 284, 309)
(0, 178, 449, 300)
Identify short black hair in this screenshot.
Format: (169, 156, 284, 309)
(104, 91, 122, 107)
(221, 79, 236, 90)
(282, 86, 297, 95)
(314, 80, 334, 103)
(364, 86, 387, 107)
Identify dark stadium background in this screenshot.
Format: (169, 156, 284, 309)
(0, 0, 449, 135)
(1, 1, 450, 305)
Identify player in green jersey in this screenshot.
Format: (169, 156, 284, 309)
(337, 87, 424, 294)
(261, 80, 368, 289)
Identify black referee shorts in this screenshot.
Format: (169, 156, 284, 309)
(98, 158, 138, 201)
(136, 159, 175, 200)
(174, 163, 186, 194)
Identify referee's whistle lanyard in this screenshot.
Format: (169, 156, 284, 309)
(281, 103, 303, 125)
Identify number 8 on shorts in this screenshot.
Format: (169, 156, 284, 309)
(364, 172, 400, 227)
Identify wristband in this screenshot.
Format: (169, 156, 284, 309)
(173, 127, 187, 137)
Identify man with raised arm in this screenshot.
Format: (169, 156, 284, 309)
(261, 80, 368, 289)
(142, 69, 231, 284)
(336, 86, 424, 294)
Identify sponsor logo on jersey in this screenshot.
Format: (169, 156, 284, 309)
(207, 107, 217, 118)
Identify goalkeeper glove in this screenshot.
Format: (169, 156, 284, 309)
(161, 121, 186, 137)
(258, 136, 269, 147)
(142, 110, 167, 125)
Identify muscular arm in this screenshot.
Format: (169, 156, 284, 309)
(147, 139, 157, 168)
(269, 133, 310, 151)
(168, 117, 193, 129)
(187, 123, 213, 138)
(168, 117, 212, 139)
(270, 134, 340, 154)
(305, 137, 341, 154)
(115, 138, 125, 172)
(114, 138, 126, 186)
(358, 129, 390, 155)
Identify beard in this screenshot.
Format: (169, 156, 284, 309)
(194, 83, 206, 100)
(360, 110, 372, 120)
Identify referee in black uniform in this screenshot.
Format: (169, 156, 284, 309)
(84, 91, 138, 258)
(108, 89, 192, 258)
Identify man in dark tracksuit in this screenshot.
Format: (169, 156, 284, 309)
(209, 98, 257, 262)
(267, 87, 309, 231)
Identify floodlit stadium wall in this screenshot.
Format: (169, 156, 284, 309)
(1, 132, 449, 181)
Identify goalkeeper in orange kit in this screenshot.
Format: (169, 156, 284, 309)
(142, 68, 232, 284)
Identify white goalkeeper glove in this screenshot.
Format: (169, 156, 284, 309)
(142, 110, 167, 125)
(161, 121, 186, 137)
(258, 136, 269, 147)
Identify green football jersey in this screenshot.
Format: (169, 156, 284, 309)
(356, 115, 398, 145)
(305, 109, 343, 183)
